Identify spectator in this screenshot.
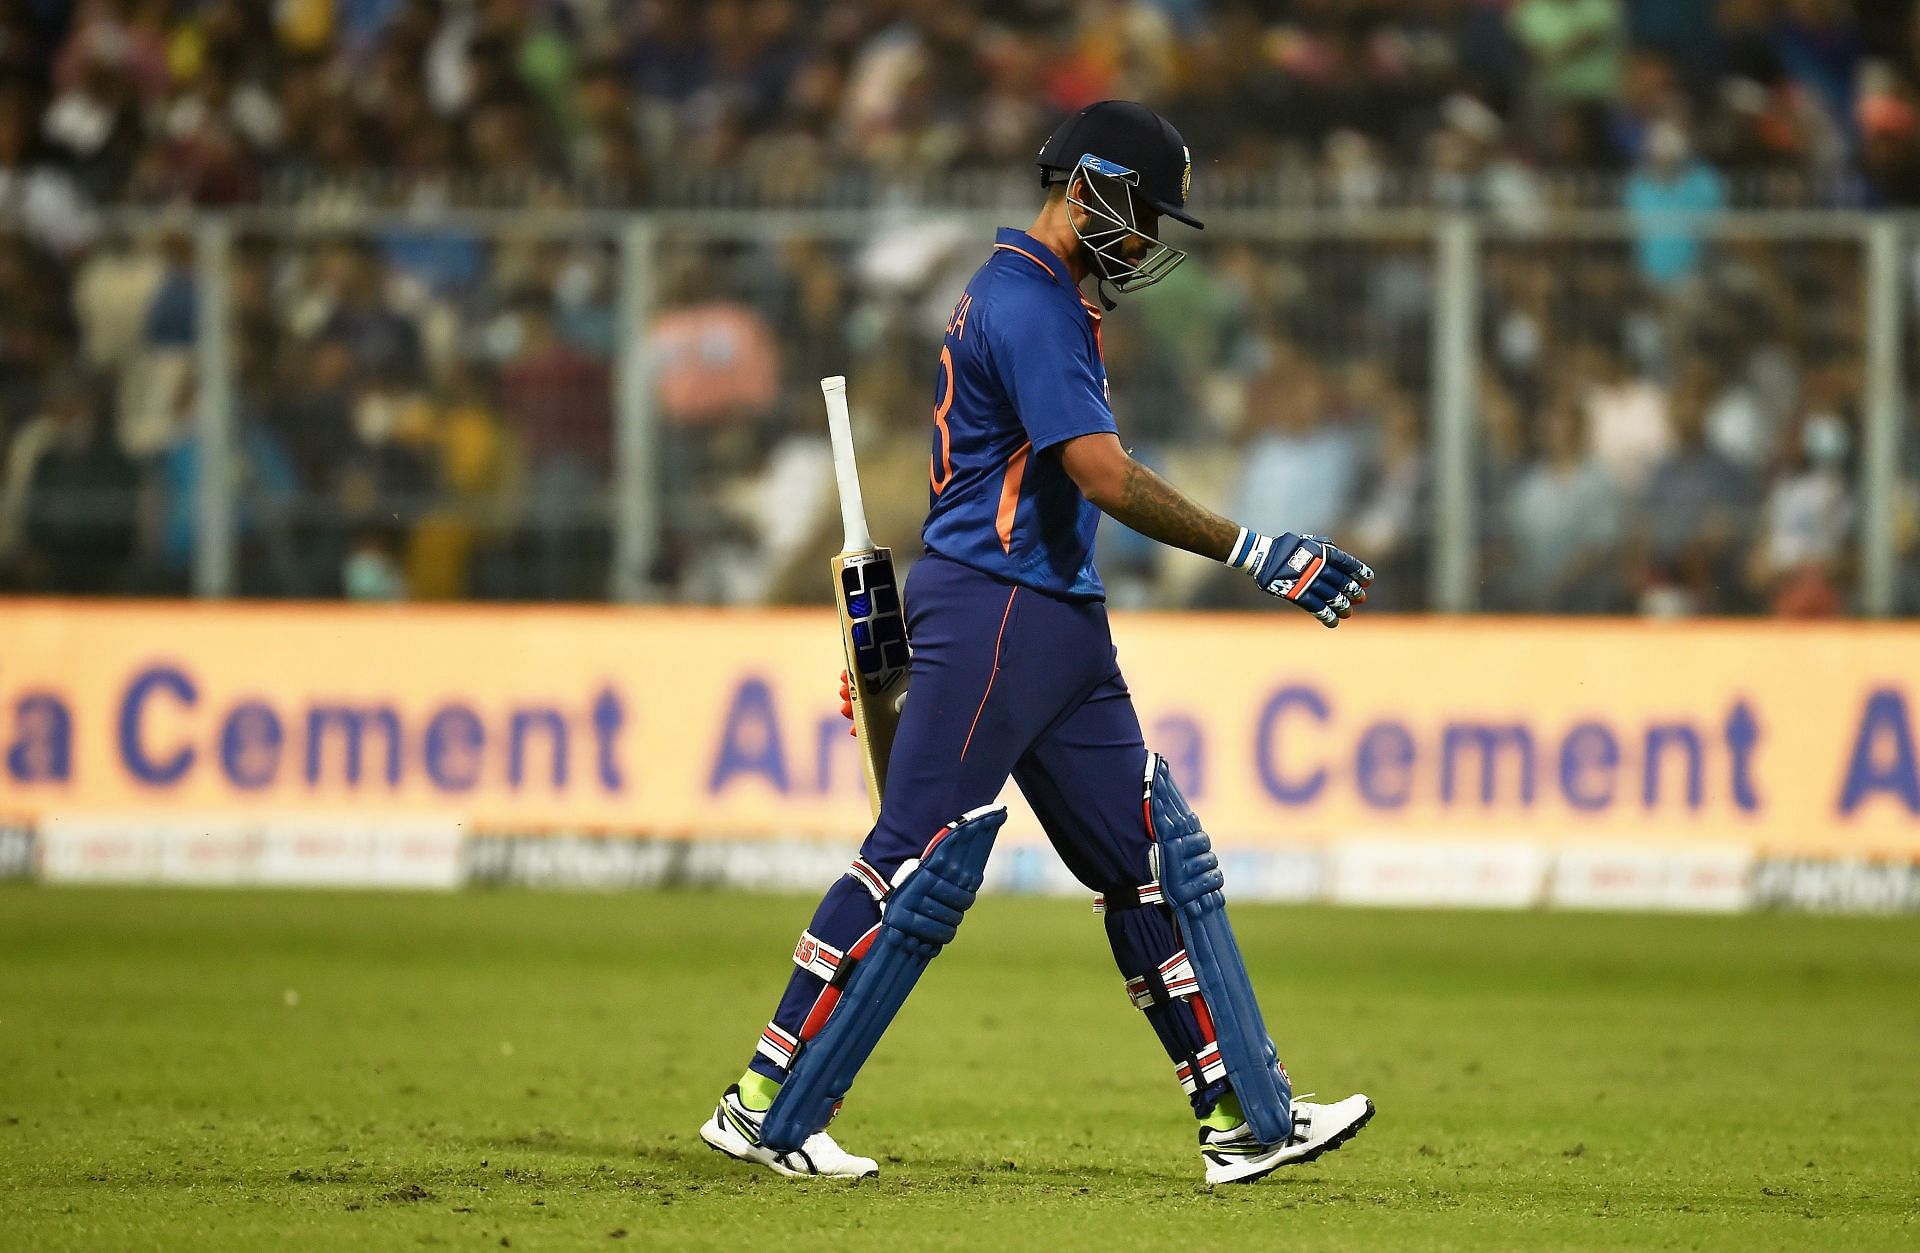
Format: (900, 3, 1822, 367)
(1510, 0, 1627, 109)
(0, 234, 75, 422)
(118, 228, 197, 459)
(54, 1, 171, 104)
(1426, 93, 1546, 223)
(499, 299, 612, 470)
(1748, 390, 1855, 616)
(42, 49, 144, 195)
(1637, 364, 1759, 615)
(1502, 391, 1626, 613)
(0, 86, 96, 256)
(0, 370, 80, 566)
(648, 288, 780, 494)
(1572, 335, 1672, 494)
(143, 367, 300, 597)
(0, 370, 137, 593)
(1772, 0, 1863, 134)
(1345, 374, 1429, 611)
(1627, 0, 1721, 92)
(1230, 345, 1362, 541)
(1607, 46, 1682, 162)
(1858, 88, 1920, 206)
(270, 338, 359, 492)
(317, 242, 425, 383)
(1624, 118, 1726, 292)
(340, 371, 436, 550)
(342, 523, 407, 600)
(71, 234, 165, 384)
(498, 299, 612, 599)
(405, 368, 522, 601)
(1691, 333, 1789, 475)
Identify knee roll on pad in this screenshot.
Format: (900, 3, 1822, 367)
(1145, 752, 1294, 1145)
(891, 876, 973, 943)
(759, 804, 1006, 1152)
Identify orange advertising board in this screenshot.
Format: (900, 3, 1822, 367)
(0, 602, 1916, 857)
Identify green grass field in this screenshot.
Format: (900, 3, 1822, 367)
(2, 886, 1916, 1251)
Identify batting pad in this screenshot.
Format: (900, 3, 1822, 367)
(1147, 753, 1295, 1145)
(759, 804, 1006, 1152)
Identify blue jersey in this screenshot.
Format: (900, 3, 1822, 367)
(920, 228, 1118, 601)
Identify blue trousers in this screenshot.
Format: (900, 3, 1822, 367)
(749, 553, 1229, 1115)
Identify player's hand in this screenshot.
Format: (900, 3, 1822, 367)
(839, 670, 856, 736)
(1232, 531, 1373, 627)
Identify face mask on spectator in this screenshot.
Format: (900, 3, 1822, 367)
(1802, 412, 1849, 467)
(1645, 120, 1690, 169)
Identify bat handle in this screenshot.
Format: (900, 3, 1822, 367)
(822, 375, 873, 552)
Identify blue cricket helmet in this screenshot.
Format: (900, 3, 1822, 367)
(1037, 99, 1203, 230)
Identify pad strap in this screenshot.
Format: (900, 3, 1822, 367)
(1174, 1040, 1227, 1095)
(1123, 949, 1199, 1009)
(792, 930, 847, 983)
(1160, 949, 1200, 1000)
(756, 1021, 800, 1070)
(1092, 881, 1165, 914)
(846, 856, 891, 903)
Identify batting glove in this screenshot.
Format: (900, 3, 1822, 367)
(1229, 529, 1374, 628)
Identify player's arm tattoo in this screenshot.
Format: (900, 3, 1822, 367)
(1107, 457, 1239, 563)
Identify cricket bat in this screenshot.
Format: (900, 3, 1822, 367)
(823, 375, 910, 818)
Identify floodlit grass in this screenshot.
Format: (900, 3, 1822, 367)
(2, 886, 1916, 1250)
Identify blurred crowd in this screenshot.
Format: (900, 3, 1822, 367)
(6, 214, 1892, 615)
(3, 2, 1920, 210)
(0, 225, 623, 598)
(1, 0, 1918, 614)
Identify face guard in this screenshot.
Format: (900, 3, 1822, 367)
(1063, 154, 1187, 294)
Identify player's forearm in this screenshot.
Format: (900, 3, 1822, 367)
(1093, 456, 1239, 563)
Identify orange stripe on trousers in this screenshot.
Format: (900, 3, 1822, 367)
(960, 587, 1018, 761)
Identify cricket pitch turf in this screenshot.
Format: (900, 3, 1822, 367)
(2, 885, 1916, 1250)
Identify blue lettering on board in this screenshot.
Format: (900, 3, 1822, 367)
(711, 677, 790, 794)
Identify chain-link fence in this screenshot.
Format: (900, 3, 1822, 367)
(0, 207, 1911, 616)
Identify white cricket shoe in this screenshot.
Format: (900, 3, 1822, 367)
(1198, 1093, 1376, 1184)
(699, 1085, 879, 1179)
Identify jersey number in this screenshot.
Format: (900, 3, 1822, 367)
(930, 345, 954, 494)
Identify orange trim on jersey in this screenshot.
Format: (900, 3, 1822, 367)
(996, 441, 1031, 554)
(1075, 293, 1106, 361)
(960, 587, 1018, 762)
(993, 242, 1059, 278)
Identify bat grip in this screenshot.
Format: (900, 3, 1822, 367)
(822, 376, 872, 552)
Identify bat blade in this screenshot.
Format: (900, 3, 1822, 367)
(832, 545, 908, 818)
(821, 374, 908, 817)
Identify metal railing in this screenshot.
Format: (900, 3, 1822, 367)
(0, 205, 1910, 615)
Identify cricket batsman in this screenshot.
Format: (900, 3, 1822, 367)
(701, 101, 1377, 1184)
